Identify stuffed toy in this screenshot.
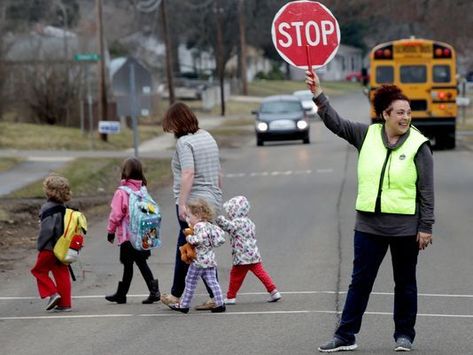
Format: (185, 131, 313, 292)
(179, 227, 196, 264)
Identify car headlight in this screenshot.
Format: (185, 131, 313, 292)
(297, 120, 308, 130)
(256, 121, 268, 132)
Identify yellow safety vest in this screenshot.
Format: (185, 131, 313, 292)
(356, 124, 428, 214)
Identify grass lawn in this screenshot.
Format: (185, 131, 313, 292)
(0, 122, 163, 150)
(248, 79, 362, 97)
(7, 157, 172, 199)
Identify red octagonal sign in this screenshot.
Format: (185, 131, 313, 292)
(272, 1, 340, 69)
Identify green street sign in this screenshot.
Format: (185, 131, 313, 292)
(74, 53, 101, 62)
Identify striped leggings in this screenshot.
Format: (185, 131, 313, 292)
(180, 263, 223, 308)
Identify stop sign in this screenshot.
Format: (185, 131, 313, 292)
(271, 1, 340, 69)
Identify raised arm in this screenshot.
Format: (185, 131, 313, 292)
(305, 71, 368, 150)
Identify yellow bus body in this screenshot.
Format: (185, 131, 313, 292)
(369, 38, 457, 148)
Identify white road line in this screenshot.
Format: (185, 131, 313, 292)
(224, 170, 313, 177)
(1, 310, 473, 321)
(2, 290, 473, 301)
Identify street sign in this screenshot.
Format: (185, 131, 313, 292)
(98, 121, 120, 134)
(74, 53, 101, 62)
(271, 0, 340, 69)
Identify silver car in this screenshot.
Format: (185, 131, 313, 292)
(293, 90, 318, 119)
(252, 95, 310, 146)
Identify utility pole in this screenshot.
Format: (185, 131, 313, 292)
(96, 0, 108, 141)
(160, 0, 175, 105)
(215, 0, 225, 116)
(238, 0, 248, 96)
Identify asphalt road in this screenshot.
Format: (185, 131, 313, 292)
(1, 92, 472, 355)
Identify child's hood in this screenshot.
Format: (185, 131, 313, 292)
(120, 179, 143, 191)
(223, 195, 250, 219)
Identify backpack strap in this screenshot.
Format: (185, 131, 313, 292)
(62, 209, 75, 237)
(118, 185, 140, 196)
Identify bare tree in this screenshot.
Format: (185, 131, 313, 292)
(23, 64, 82, 125)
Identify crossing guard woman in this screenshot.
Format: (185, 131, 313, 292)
(305, 73, 434, 353)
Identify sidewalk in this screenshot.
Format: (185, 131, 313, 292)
(0, 115, 226, 196)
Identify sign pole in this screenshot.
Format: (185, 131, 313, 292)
(86, 69, 95, 149)
(129, 63, 140, 158)
(306, 45, 315, 92)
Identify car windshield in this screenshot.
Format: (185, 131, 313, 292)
(293, 91, 313, 101)
(260, 101, 301, 113)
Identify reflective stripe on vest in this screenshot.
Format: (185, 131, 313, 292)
(356, 124, 428, 214)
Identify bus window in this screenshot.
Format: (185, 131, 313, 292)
(433, 65, 451, 83)
(400, 65, 427, 83)
(376, 66, 393, 83)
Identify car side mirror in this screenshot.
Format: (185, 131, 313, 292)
(251, 110, 258, 115)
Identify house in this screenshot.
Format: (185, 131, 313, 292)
(289, 44, 364, 81)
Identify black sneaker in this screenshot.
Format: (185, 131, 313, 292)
(168, 303, 189, 314)
(210, 304, 226, 313)
(46, 293, 61, 311)
(394, 337, 412, 352)
(318, 337, 358, 352)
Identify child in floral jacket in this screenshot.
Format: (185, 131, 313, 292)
(168, 198, 226, 314)
(216, 195, 281, 304)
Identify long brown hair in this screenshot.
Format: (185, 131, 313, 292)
(162, 102, 199, 138)
(121, 157, 147, 186)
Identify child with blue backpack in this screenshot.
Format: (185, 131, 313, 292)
(105, 157, 160, 304)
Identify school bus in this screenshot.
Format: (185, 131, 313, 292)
(369, 37, 457, 149)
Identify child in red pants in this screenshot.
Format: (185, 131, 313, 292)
(216, 196, 281, 304)
(31, 174, 72, 312)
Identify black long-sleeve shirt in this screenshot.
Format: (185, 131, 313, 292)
(314, 93, 434, 236)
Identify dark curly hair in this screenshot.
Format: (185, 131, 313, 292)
(373, 85, 409, 118)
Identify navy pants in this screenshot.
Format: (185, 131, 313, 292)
(170, 205, 215, 298)
(335, 230, 419, 343)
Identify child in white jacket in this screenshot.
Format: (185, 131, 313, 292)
(216, 195, 281, 304)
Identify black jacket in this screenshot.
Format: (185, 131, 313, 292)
(37, 201, 65, 251)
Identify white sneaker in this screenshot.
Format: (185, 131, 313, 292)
(224, 298, 236, 305)
(268, 290, 281, 302)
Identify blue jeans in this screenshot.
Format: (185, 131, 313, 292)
(335, 230, 419, 343)
(170, 205, 215, 299)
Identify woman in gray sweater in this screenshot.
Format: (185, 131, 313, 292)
(305, 72, 434, 353)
